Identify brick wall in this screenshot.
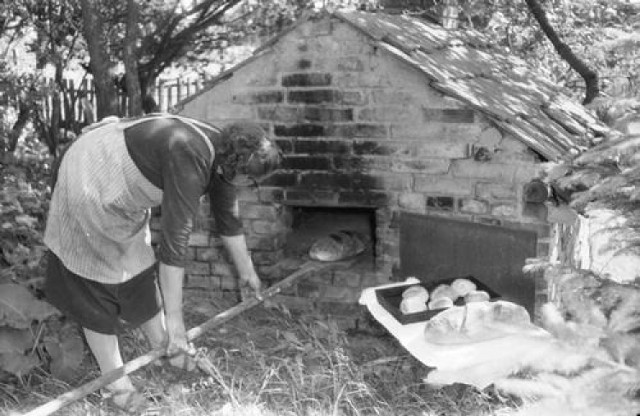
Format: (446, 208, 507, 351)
(176, 14, 550, 307)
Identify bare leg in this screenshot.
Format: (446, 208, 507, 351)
(83, 327, 134, 393)
(140, 310, 167, 350)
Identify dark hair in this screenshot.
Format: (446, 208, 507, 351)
(216, 122, 281, 182)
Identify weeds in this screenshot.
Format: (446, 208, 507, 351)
(4, 293, 517, 416)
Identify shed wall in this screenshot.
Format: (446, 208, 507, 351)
(170, 15, 549, 309)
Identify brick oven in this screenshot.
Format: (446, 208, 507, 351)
(170, 9, 608, 319)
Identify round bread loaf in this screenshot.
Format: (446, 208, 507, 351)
(451, 278, 477, 297)
(400, 296, 428, 314)
(402, 285, 429, 302)
(428, 296, 454, 310)
(423, 301, 533, 345)
(464, 290, 490, 303)
(430, 284, 458, 301)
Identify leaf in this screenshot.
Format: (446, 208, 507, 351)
(0, 326, 33, 354)
(2, 243, 31, 266)
(607, 290, 640, 333)
(0, 352, 39, 377)
(26, 245, 47, 269)
(0, 283, 60, 328)
(0, 268, 17, 285)
(46, 335, 85, 382)
(14, 214, 38, 228)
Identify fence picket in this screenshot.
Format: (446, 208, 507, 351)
(25, 76, 205, 133)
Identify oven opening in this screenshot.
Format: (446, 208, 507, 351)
(284, 206, 377, 267)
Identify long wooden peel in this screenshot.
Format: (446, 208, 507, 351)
(21, 260, 339, 416)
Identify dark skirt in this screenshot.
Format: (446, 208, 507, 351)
(44, 251, 162, 335)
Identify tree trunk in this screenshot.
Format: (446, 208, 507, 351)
(47, 60, 62, 156)
(80, 0, 119, 119)
(124, 0, 142, 116)
(524, 0, 599, 105)
(8, 98, 32, 152)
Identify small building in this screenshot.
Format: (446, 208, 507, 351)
(174, 9, 611, 319)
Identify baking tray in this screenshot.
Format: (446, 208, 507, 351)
(375, 276, 501, 325)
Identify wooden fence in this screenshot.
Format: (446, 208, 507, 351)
(40, 75, 210, 131)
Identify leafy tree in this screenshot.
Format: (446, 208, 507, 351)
(1, 0, 85, 156)
(80, 0, 313, 117)
(2, 0, 313, 143)
(413, 0, 639, 104)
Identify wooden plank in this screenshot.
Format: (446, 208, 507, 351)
(177, 79, 184, 102)
(157, 80, 165, 112)
(523, 110, 586, 151)
(541, 103, 588, 136)
(493, 119, 565, 161)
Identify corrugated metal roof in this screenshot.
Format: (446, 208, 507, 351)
(335, 10, 613, 162)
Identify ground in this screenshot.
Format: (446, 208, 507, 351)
(3, 290, 520, 415)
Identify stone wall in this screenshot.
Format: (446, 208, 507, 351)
(174, 14, 550, 308)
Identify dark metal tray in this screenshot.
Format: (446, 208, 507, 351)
(375, 276, 500, 325)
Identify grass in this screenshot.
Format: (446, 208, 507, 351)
(1, 292, 521, 416)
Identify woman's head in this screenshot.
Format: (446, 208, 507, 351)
(216, 122, 281, 185)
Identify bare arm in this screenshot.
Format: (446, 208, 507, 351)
(158, 262, 193, 356)
(221, 234, 262, 295)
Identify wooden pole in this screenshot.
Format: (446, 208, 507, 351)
(20, 260, 338, 416)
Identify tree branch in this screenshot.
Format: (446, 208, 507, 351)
(524, 0, 599, 105)
(138, 0, 242, 85)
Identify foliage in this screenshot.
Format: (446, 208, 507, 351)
(0, 148, 83, 383)
(1, 0, 87, 154)
(0, 284, 58, 329)
(0, 285, 58, 377)
(1, 0, 317, 139)
(420, 0, 640, 101)
(177, 0, 313, 73)
(42, 321, 84, 382)
(70, 0, 315, 97)
(494, 264, 640, 415)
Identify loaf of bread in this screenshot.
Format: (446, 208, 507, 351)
(428, 297, 454, 310)
(464, 290, 490, 303)
(430, 284, 458, 301)
(402, 285, 429, 302)
(451, 278, 477, 297)
(423, 300, 533, 345)
(400, 296, 428, 314)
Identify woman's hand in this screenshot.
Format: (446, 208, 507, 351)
(164, 311, 195, 357)
(240, 272, 263, 301)
(221, 235, 264, 301)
